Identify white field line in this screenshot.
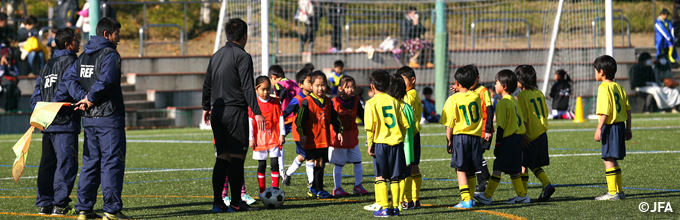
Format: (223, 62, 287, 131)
(5, 150, 679, 181)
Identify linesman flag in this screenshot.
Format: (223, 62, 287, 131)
(11, 102, 72, 182)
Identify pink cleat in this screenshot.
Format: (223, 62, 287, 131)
(333, 188, 350, 196)
(353, 184, 369, 195)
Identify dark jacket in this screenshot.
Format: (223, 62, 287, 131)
(56, 0, 79, 27)
(400, 15, 426, 42)
(56, 36, 125, 128)
(30, 49, 80, 133)
(549, 81, 571, 111)
(202, 41, 261, 115)
(630, 52, 657, 88)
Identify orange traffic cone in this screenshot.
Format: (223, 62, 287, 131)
(573, 96, 586, 123)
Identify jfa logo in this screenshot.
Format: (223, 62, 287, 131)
(639, 202, 673, 212)
(80, 66, 94, 78)
(43, 74, 57, 88)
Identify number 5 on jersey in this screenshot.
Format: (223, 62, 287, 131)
(382, 106, 397, 128)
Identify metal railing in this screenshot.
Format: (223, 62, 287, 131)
(139, 24, 184, 57)
(38, 26, 86, 47)
(345, 20, 401, 49)
(471, 18, 531, 49)
(592, 16, 631, 47)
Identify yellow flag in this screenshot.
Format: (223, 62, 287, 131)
(30, 102, 70, 131)
(12, 127, 35, 182)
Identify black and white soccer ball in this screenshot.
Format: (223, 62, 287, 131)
(262, 187, 285, 209)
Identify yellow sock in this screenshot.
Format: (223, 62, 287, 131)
(412, 173, 422, 202)
(511, 175, 527, 197)
(402, 176, 412, 202)
(459, 184, 471, 202)
(375, 180, 389, 208)
(531, 168, 551, 188)
(520, 173, 529, 191)
(484, 174, 501, 199)
(614, 166, 622, 193)
(605, 167, 617, 195)
(390, 181, 400, 209)
(466, 173, 477, 194)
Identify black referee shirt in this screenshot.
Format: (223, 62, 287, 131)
(202, 41, 262, 115)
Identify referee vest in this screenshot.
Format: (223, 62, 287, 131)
(303, 96, 332, 149)
(249, 97, 282, 151)
(331, 96, 359, 148)
(76, 47, 119, 117)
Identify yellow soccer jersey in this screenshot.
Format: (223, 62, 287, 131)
(517, 89, 549, 141)
(496, 95, 526, 137)
(440, 91, 483, 137)
(474, 86, 493, 107)
(365, 93, 410, 146)
(596, 81, 630, 124)
(404, 89, 423, 134)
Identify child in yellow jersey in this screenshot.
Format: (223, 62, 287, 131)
(440, 65, 484, 208)
(593, 55, 632, 201)
(514, 65, 555, 202)
(395, 66, 424, 209)
(365, 69, 410, 217)
(474, 70, 529, 205)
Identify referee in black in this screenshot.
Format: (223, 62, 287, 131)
(202, 18, 265, 212)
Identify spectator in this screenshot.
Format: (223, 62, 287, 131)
(653, 53, 680, 112)
(655, 9, 677, 62)
(19, 16, 47, 75)
(401, 6, 433, 68)
(17, 15, 39, 42)
(46, 27, 59, 57)
(297, 0, 322, 53)
(421, 87, 439, 123)
(549, 69, 574, 119)
(632, 52, 680, 113)
(0, 44, 20, 112)
(76, 1, 91, 42)
(326, 3, 345, 52)
(630, 52, 657, 113)
(0, 13, 17, 45)
(55, 0, 79, 27)
(329, 60, 344, 96)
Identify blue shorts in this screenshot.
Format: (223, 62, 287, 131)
(601, 122, 626, 160)
(522, 132, 550, 169)
(492, 134, 523, 174)
(373, 143, 408, 180)
(284, 123, 292, 136)
(295, 141, 306, 158)
(450, 134, 483, 173)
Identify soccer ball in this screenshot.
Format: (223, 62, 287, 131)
(261, 187, 285, 209)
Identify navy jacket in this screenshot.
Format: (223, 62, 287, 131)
(56, 36, 125, 128)
(30, 49, 80, 133)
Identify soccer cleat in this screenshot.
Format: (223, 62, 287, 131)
(595, 192, 620, 201)
(39, 206, 53, 215)
(353, 184, 369, 195)
(52, 205, 76, 215)
(401, 201, 414, 210)
(77, 210, 102, 220)
(619, 191, 626, 199)
(212, 204, 231, 213)
(333, 188, 349, 196)
(223, 196, 231, 206)
(391, 208, 400, 216)
(476, 181, 487, 192)
(473, 193, 492, 205)
(454, 200, 476, 208)
(317, 190, 334, 199)
(372, 207, 391, 217)
(308, 187, 319, 198)
(507, 194, 531, 204)
(282, 172, 292, 186)
(229, 201, 260, 212)
(241, 194, 256, 205)
(537, 184, 556, 202)
(414, 200, 422, 209)
(307, 182, 313, 188)
(102, 211, 133, 220)
(364, 203, 382, 211)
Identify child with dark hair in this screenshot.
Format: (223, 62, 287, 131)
(395, 66, 424, 209)
(421, 87, 439, 123)
(474, 69, 529, 205)
(282, 69, 315, 187)
(329, 60, 345, 96)
(269, 65, 301, 175)
(19, 15, 46, 75)
(328, 75, 369, 196)
(550, 69, 573, 119)
(515, 65, 555, 202)
(296, 71, 343, 199)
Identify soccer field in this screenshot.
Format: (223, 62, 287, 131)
(1, 113, 679, 219)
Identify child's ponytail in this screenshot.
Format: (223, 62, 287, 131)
(388, 74, 407, 100)
(556, 69, 572, 84)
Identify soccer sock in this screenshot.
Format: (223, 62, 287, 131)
(286, 159, 302, 176)
(605, 167, 618, 195)
(402, 176, 413, 202)
(228, 157, 245, 205)
(375, 180, 389, 209)
(306, 161, 315, 185)
(484, 174, 501, 199)
(511, 175, 527, 197)
(390, 181, 400, 209)
(398, 179, 406, 204)
(466, 173, 477, 194)
(272, 171, 280, 188)
(353, 162, 363, 187)
(278, 149, 285, 173)
(520, 173, 529, 192)
(213, 158, 229, 204)
(271, 157, 280, 188)
(614, 166, 622, 193)
(222, 176, 229, 199)
(459, 184, 471, 202)
(314, 166, 324, 191)
(333, 164, 344, 190)
(257, 172, 266, 193)
(481, 159, 490, 181)
(412, 173, 422, 202)
(531, 168, 552, 188)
